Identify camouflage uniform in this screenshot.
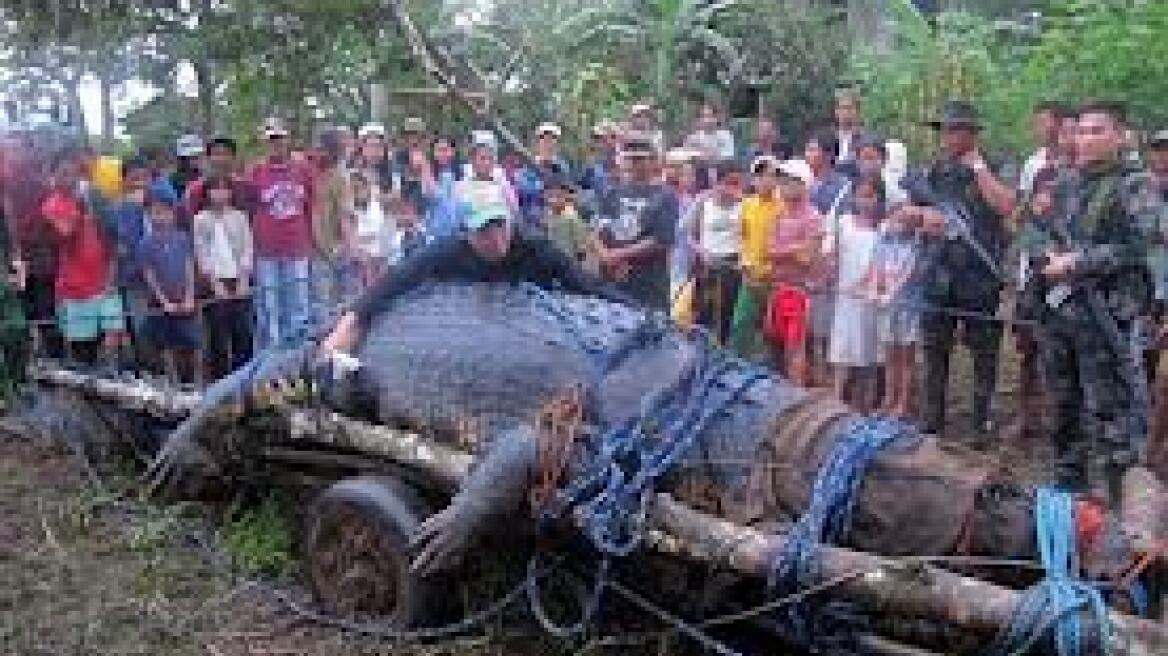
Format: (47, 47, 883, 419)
(0, 211, 28, 399)
(1030, 161, 1152, 497)
(918, 159, 1008, 434)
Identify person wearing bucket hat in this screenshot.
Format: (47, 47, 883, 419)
(316, 201, 634, 362)
(909, 99, 1018, 437)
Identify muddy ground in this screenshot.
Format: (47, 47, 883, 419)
(0, 340, 1161, 655)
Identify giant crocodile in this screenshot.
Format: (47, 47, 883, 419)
(147, 282, 1147, 586)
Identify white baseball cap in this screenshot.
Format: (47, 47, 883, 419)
(777, 159, 814, 186)
(536, 122, 562, 138)
(358, 122, 387, 139)
(470, 129, 498, 152)
(175, 134, 205, 157)
(630, 102, 654, 116)
(261, 117, 290, 139)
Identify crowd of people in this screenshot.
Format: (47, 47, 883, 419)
(1, 89, 1166, 497)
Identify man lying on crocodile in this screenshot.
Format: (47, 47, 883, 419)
(152, 217, 1158, 613)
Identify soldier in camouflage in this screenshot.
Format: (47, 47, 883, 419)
(1028, 101, 1152, 505)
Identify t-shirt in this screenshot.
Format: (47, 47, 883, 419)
(770, 200, 822, 286)
(42, 190, 113, 302)
(250, 158, 316, 259)
(193, 208, 252, 281)
(596, 183, 677, 308)
(546, 207, 590, 261)
(353, 227, 632, 329)
(871, 232, 921, 304)
(739, 193, 782, 283)
(140, 228, 194, 303)
(109, 199, 148, 289)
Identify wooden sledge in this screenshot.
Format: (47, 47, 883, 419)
(24, 362, 1168, 655)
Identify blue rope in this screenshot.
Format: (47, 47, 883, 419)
(769, 417, 918, 589)
(766, 417, 917, 644)
(985, 487, 1113, 656)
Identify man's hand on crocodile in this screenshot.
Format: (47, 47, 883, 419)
(317, 311, 361, 363)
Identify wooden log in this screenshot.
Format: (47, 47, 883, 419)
(29, 363, 1168, 653)
(28, 363, 199, 416)
(650, 494, 1168, 656)
(1122, 466, 1166, 553)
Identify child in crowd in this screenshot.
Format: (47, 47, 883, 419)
(688, 160, 745, 345)
(829, 174, 884, 410)
(43, 153, 130, 372)
(866, 204, 921, 417)
(386, 193, 429, 266)
(350, 170, 396, 288)
(192, 176, 253, 379)
(768, 159, 823, 384)
(542, 173, 590, 264)
(730, 156, 783, 360)
(140, 193, 202, 386)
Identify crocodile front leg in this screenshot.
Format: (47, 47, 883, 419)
(409, 426, 539, 576)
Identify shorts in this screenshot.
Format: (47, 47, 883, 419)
(878, 305, 919, 347)
(147, 313, 203, 351)
(57, 291, 126, 342)
(765, 286, 810, 350)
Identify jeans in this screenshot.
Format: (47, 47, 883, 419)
(311, 257, 358, 330)
(255, 257, 311, 350)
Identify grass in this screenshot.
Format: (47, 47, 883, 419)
(220, 493, 296, 577)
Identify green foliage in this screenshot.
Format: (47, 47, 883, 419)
(853, 0, 1168, 159)
(1022, 0, 1168, 131)
(220, 494, 295, 577)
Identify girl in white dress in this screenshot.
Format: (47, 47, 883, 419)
(349, 171, 392, 289)
(829, 175, 885, 408)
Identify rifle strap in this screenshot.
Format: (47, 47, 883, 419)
(1078, 175, 1118, 238)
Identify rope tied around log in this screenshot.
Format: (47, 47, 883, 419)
(987, 487, 1114, 656)
(765, 416, 919, 646)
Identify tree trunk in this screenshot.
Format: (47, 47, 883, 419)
(191, 60, 217, 137)
(98, 73, 115, 145)
(61, 77, 89, 147)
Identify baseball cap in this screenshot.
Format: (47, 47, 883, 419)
(1150, 129, 1168, 148)
(175, 134, 205, 158)
(146, 186, 178, 208)
(592, 120, 617, 137)
(777, 159, 814, 186)
(665, 147, 702, 165)
(261, 117, 290, 139)
(630, 102, 654, 116)
(470, 130, 498, 152)
(358, 122, 387, 139)
(621, 132, 657, 158)
(465, 204, 510, 231)
(751, 155, 782, 175)
(536, 122, 562, 138)
(402, 117, 427, 134)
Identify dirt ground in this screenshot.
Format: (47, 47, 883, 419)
(0, 335, 1160, 655)
(0, 429, 559, 656)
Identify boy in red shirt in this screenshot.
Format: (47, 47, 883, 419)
(42, 152, 128, 370)
(249, 118, 316, 348)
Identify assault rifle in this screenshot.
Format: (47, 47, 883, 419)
(901, 170, 1004, 282)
